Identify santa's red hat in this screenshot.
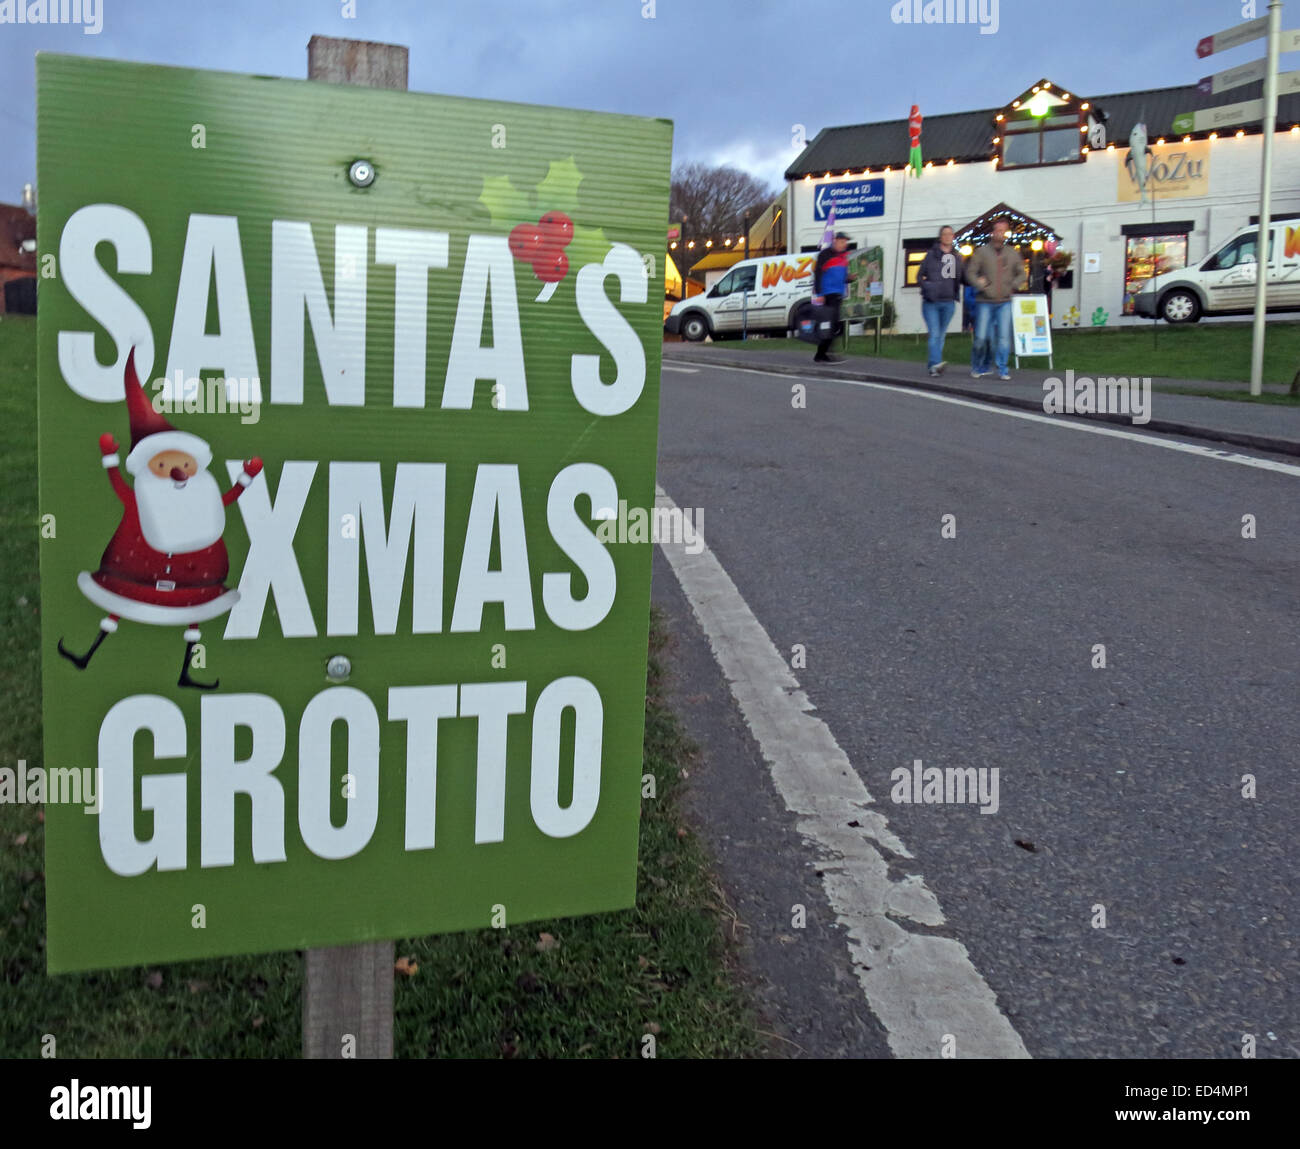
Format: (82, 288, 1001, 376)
(122, 349, 211, 476)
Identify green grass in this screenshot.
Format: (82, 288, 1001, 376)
(724, 320, 1300, 391)
(1151, 386, 1300, 406)
(0, 313, 765, 1059)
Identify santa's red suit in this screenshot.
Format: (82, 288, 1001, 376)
(75, 351, 260, 625)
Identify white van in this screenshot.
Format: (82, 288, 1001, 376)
(1133, 217, 1300, 322)
(664, 253, 819, 340)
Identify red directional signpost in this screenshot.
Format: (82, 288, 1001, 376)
(37, 39, 672, 1057)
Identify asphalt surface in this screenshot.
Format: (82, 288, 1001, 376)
(664, 341, 1300, 456)
(650, 353, 1300, 1059)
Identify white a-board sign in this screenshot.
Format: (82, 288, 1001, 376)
(1012, 294, 1054, 368)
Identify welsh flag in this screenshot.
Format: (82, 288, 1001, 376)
(821, 201, 836, 249)
(909, 104, 923, 177)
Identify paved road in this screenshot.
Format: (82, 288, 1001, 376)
(650, 357, 1300, 1059)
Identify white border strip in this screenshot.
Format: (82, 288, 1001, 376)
(656, 485, 1029, 1059)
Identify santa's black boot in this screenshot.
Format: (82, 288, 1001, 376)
(178, 627, 219, 690)
(58, 616, 117, 670)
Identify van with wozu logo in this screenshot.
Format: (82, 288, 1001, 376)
(664, 253, 819, 340)
(1133, 217, 1300, 323)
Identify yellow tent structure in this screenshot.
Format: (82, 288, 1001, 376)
(665, 251, 682, 299)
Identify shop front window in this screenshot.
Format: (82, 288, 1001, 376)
(1124, 233, 1189, 315)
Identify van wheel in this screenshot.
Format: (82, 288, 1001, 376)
(1161, 290, 1201, 324)
(681, 313, 709, 342)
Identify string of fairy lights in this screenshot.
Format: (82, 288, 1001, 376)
(798, 76, 1300, 201)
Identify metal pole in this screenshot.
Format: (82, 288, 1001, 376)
(1152, 172, 1158, 351)
(889, 167, 908, 335)
(1250, 0, 1282, 395)
(742, 211, 749, 339)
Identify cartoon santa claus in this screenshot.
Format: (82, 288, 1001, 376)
(58, 349, 262, 690)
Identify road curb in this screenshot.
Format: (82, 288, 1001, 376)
(666, 351, 1300, 459)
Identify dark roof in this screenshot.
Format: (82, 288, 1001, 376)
(786, 79, 1300, 178)
(0, 204, 36, 272)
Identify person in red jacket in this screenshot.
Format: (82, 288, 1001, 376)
(57, 349, 262, 689)
(812, 232, 851, 363)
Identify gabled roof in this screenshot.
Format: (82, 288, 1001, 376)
(786, 79, 1300, 178)
(952, 203, 1061, 246)
(997, 78, 1078, 117)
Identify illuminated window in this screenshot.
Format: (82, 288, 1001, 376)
(902, 238, 932, 288)
(999, 98, 1085, 169)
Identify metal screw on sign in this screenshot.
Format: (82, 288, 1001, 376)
(348, 160, 375, 187)
(326, 654, 352, 681)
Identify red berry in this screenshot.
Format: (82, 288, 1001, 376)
(534, 250, 568, 283)
(508, 223, 545, 261)
(539, 210, 574, 248)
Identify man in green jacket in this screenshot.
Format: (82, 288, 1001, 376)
(965, 217, 1028, 380)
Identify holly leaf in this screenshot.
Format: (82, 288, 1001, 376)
(478, 175, 534, 230)
(476, 159, 612, 300)
(535, 157, 582, 216)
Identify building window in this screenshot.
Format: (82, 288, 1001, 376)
(902, 239, 931, 288)
(1001, 107, 1084, 169)
(713, 265, 756, 295)
(1121, 223, 1192, 315)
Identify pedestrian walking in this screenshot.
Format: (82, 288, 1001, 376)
(812, 232, 851, 363)
(965, 217, 1027, 380)
(916, 225, 963, 376)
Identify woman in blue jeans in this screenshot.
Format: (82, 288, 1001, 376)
(916, 226, 964, 376)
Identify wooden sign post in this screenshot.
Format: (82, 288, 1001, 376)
(301, 35, 407, 1061)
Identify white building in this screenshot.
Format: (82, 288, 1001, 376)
(785, 77, 1300, 333)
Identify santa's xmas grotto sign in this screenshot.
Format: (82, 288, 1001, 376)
(36, 54, 672, 972)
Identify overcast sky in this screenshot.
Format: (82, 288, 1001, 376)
(0, 0, 1277, 203)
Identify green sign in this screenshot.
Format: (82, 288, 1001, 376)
(1172, 98, 1263, 135)
(37, 54, 672, 972)
(846, 246, 885, 319)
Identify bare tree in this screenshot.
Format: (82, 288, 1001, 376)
(670, 162, 780, 241)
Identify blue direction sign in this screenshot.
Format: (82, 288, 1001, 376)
(813, 178, 885, 220)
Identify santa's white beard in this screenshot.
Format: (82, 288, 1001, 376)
(135, 468, 226, 554)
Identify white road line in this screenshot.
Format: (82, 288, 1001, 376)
(669, 361, 1300, 478)
(662, 364, 700, 374)
(655, 485, 1030, 1060)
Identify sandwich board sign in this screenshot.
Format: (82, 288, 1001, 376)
(36, 53, 672, 972)
(1012, 294, 1053, 367)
